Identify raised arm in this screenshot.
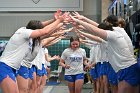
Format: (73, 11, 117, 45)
(70, 15, 107, 40)
(42, 18, 55, 26)
(30, 18, 63, 39)
(73, 12, 99, 27)
(76, 29, 103, 43)
(41, 35, 61, 47)
(50, 27, 73, 37)
(45, 36, 65, 47)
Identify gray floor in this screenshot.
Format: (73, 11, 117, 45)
(0, 81, 93, 93)
(43, 81, 93, 93)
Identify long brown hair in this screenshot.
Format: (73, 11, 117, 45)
(105, 15, 119, 27)
(26, 20, 44, 53)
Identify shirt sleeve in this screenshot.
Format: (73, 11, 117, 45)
(106, 30, 117, 41)
(44, 48, 48, 54)
(20, 27, 34, 39)
(61, 49, 67, 60)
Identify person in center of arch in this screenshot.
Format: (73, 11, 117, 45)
(59, 36, 88, 93)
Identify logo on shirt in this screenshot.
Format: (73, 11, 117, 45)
(69, 57, 82, 62)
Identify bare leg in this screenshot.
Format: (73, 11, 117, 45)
(102, 75, 109, 93)
(67, 81, 75, 93)
(28, 72, 37, 93)
(75, 79, 84, 93)
(28, 78, 32, 93)
(0, 76, 19, 93)
(91, 79, 96, 93)
(118, 80, 139, 93)
(16, 75, 29, 93)
(110, 84, 118, 93)
(38, 75, 47, 93)
(96, 78, 100, 93)
(36, 75, 42, 93)
(99, 76, 104, 93)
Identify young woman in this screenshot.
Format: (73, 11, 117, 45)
(16, 20, 43, 93)
(59, 36, 88, 93)
(70, 14, 139, 93)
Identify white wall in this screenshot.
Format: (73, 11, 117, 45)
(0, 0, 101, 38)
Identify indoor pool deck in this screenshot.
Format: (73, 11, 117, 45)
(0, 81, 93, 93)
(43, 81, 93, 93)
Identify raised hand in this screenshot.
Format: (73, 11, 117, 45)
(69, 14, 80, 27)
(54, 9, 68, 22)
(76, 25, 86, 30)
(72, 11, 85, 20)
(54, 9, 62, 20)
(62, 12, 72, 24)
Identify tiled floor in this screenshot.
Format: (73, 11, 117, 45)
(0, 82, 93, 93)
(43, 81, 93, 93)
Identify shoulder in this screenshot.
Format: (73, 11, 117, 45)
(79, 48, 86, 52)
(63, 48, 71, 52)
(15, 27, 34, 39)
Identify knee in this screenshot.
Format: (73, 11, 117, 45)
(19, 87, 29, 93)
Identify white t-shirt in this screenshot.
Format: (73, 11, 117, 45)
(21, 39, 41, 68)
(32, 47, 46, 70)
(44, 48, 51, 68)
(99, 40, 108, 63)
(61, 48, 86, 75)
(0, 27, 33, 70)
(113, 27, 134, 55)
(84, 38, 99, 63)
(106, 30, 137, 72)
(89, 43, 100, 63)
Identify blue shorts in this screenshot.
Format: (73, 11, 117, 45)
(102, 62, 110, 75)
(42, 64, 47, 76)
(95, 62, 103, 78)
(137, 58, 140, 82)
(64, 73, 84, 82)
(17, 66, 29, 79)
(37, 64, 47, 76)
(137, 57, 140, 70)
(29, 65, 37, 80)
(90, 68, 97, 80)
(0, 62, 17, 83)
(107, 63, 118, 85)
(117, 63, 139, 86)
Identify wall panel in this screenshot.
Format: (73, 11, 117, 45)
(0, 0, 83, 11)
